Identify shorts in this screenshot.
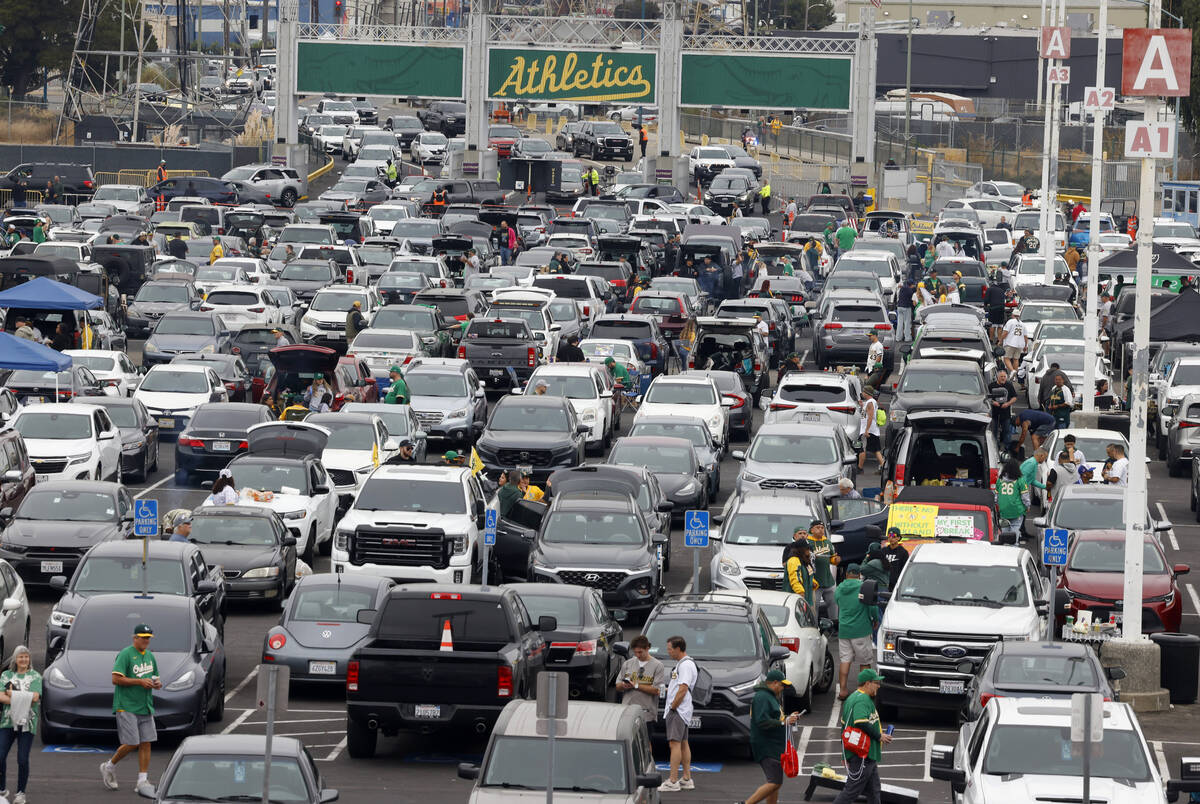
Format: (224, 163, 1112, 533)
(1032, 421, 1055, 438)
(759, 756, 784, 785)
(1004, 346, 1023, 360)
(988, 307, 1006, 325)
(863, 434, 881, 453)
(665, 710, 689, 743)
(839, 636, 875, 666)
(115, 711, 157, 746)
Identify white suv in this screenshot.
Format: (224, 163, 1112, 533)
(710, 491, 826, 592)
(763, 371, 862, 440)
(200, 283, 284, 327)
(11, 403, 121, 482)
(1154, 356, 1200, 453)
(333, 465, 487, 583)
(636, 375, 731, 450)
(300, 285, 382, 346)
(525, 363, 617, 452)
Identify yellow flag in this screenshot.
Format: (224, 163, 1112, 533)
(372, 441, 379, 467)
(470, 447, 485, 476)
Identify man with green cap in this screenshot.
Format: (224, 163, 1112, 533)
(603, 356, 631, 413)
(834, 564, 879, 700)
(740, 669, 801, 804)
(831, 668, 891, 804)
(101, 622, 162, 795)
(440, 450, 464, 466)
(384, 365, 409, 404)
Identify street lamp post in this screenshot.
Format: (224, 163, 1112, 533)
(904, 0, 913, 145)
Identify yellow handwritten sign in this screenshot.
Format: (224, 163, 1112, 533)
(886, 503, 939, 541)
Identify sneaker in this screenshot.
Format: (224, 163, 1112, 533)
(659, 779, 681, 792)
(135, 782, 156, 799)
(13, 792, 25, 804)
(679, 778, 695, 789)
(99, 762, 118, 791)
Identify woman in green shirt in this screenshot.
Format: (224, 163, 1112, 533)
(996, 459, 1031, 536)
(0, 645, 42, 803)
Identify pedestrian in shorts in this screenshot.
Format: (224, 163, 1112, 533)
(100, 624, 161, 796)
(738, 669, 802, 804)
(615, 635, 668, 720)
(834, 565, 879, 700)
(661, 636, 696, 792)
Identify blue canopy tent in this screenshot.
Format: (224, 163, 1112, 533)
(0, 276, 103, 310)
(0, 332, 71, 372)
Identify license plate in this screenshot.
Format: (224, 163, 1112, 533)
(28, 397, 44, 405)
(212, 441, 231, 452)
(308, 661, 336, 675)
(414, 704, 441, 719)
(40, 561, 63, 574)
(158, 418, 174, 429)
(35, 474, 49, 483)
(488, 369, 506, 377)
(939, 680, 965, 695)
(803, 412, 820, 422)
(689, 716, 701, 729)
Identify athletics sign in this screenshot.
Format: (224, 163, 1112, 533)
(487, 48, 656, 104)
(1122, 29, 1191, 97)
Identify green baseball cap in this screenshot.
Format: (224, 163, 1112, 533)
(858, 668, 885, 684)
(765, 669, 792, 685)
(134, 623, 154, 637)
(389, 365, 403, 374)
(443, 450, 460, 461)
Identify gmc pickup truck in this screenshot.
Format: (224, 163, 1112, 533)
(458, 318, 544, 389)
(417, 101, 467, 136)
(574, 121, 634, 161)
(346, 585, 553, 756)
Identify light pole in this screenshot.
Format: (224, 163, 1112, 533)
(903, 0, 913, 148)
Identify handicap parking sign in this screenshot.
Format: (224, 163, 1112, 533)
(684, 510, 709, 548)
(483, 508, 498, 546)
(1042, 528, 1068, 567)
(134, 499, 159, 538)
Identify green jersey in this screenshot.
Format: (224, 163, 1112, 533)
(840, 689, 882, 761)
(609, 362, 631, 386)
(384, 375, 409, 405)
(749, 683, 786, 762)
(112, 645, 158, 715)
(0, 669, 42, 734)
(996, 475, 1029, 519)
(835, 225, 857, 251)
(834, 578, 879, 640)
(806, 535, 836, 588)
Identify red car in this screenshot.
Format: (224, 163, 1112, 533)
(265, 345, 379, 410)
(487, 124, 522, 159)
(1059, 529, 1189, 633)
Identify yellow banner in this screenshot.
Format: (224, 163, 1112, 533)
(886, 503, 939, 540)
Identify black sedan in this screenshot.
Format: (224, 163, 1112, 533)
(125, 278, 203, 338)
(74, 396, 159, 482)
(507, 583, 625, 701)
(41, 593, 226, 744)
(0, 481, 134, 587)
(607, 436, 708, 518)
(262, 572, 392, 684)
(962, 641, 1123, 721)
(149, 176, 239, 205)
(187, 506, 297, 608)
(175, 402, 274, 485)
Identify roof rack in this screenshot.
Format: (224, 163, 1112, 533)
(662, 592, 754, 611)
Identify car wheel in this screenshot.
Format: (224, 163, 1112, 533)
(813, 647, 836, 694)
(1157, 432, 1167, 460)
(1170, 459, 1185, 478)
(275, 578, 287, 611)
(133, 451, 148, 483)
(208, 664, 226, 722)
(175, 468, 189, 486)
(150, 442, 159, 473)
(302, 526, 316, 566)
(347, 717, 377, 758)
(280, 189, 297, 207)
(23, 619, 29, 648)
(1191, 481, 1197, 512)
(193, 697, 208, 735)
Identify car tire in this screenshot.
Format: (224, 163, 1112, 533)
(1157, 432, 1167, 460)
(193, 697, 208, 735)
(813, 647, 836, 694)
(798, 675, 814, 715)
(347, 718, 378, 759)
(175, 468, 189, 486)
(150, 442, 159, 473)
(208, 664, 226, 722)
(275, 579, 287, 611)
(302, 527, 316, 566)
(40, 723, 65, 746)
(1170, 458, 1185, 478)
(280, 189, 297, 207)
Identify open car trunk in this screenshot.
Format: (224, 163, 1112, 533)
(902, 410, 993, 489)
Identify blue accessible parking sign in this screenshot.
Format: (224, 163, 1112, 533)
(1042, 528, 1068, 567)
(684, 510, 709, 548)
(134, 499, 159, 538)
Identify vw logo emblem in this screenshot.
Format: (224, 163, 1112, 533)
(940, 645, 968, 659)
(421, 666, 435, 681)
(321, 630, 332, 639)
(584, 573, 601, 583)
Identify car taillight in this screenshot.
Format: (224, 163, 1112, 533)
(790, 294, 803, 302)
(179, 437, 205, 448)
(403, 354, 413, 365)
(346, 660, 359, 692)
(238, 440, 249, 449)
(989, 467, 999, 488)
(497, 665, 514, 698)
(1180, 421, 1200, 429)
(104, 379, 121, 387)
(980, 693, 1001, 708)
(457, 345, 466, 359)
(828, 405, 857, 413)
(753, 362, 762, 372)
(780, 637, 800, 653)
(347, 269, 354, 283)
(267, 633, 286, 651)
(527, 346, 536, 367)
(768, 322, 776, 331)
(248, 306, 264, 313)
(199, 305, 213, 311)
(84, 179, 94, 188)
(875, 323, 892, 331)
(231, 346, 241, 354)
(823, 323, 842, 330)
(770, 402, 797, 411)
(723, 393, 744, 409)
(224, 382, 237, 391)
(218, 228, 225, 235)
(582, 305, 590, 317)
(895, 464, 905, 487)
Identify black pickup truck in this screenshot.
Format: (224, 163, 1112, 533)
(574, 121, 634, 161)
(421, 180, 512, 214)
(459, 318, 543, 389)
(346, 585, 554, 756)
(417, 101, 467, 136)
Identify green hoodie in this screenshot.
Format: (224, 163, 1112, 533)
(805, 534, 836, 588)
(748, 683, 786, 762)
(835, 578, 879, 640)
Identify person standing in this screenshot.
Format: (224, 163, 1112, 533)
(638, 125, 648, 159)
(806, 522, 838, 621)
(999, 310, 1026, 373)
(758, 181, 771, 215)
(30, 219, 44, 245)
(984, 280, 1008, 342)
(996, 458, 1031, 537)
(12, 318, 34, 341)
(834, 565, 879, 700)
(615, 635, 667, 720)
(783, 535, 817, 611)
(660, 636, 696, 792)
(0, 645, 42, 804)
(895, 279, 915, 342)
(831, 669, 892, 804)
(835, 219, 856, 255)
(880, 528, 909, 591)
(166, 232, 187, 260)
(1020, 448, 1049, 507)
(497, 470, 524, 517)
(1047, 373, 1074, 429)
(100, 624, 162, 795)
(988, 369, 1017, 445)
(858, 387, 884, 472)
(557, 334, 585, 362)
(1102, 443, 1129, 486)
(208, 236, 224, 265)
(384, 365, 409, 405)
(741, 669, 802, 804)
(863, 331, 885, 391)
(156, 160, 168, 184)
(346, 300, 367, 343)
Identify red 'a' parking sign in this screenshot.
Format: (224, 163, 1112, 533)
(1122, 29, 1191, 97)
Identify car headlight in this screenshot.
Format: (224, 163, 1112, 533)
(707, 415, 723, 431)
(446, 408, 468, 419)
(740, 471, 764, 484)
(580, 410, 596, 422)
(421, 336, 437, 344)
(282, 510, 307, 520)
(730, 678, 759, 696)
(200, 344, 216, 353)
(122, 440, 145, 452)
(165, 670, 196, 691)
(46, 666, 75, 689)
(243, 566, 281, 578)
(143, 341, 160, 353)
(66, 452, 94, 465)
(355, 464, 375, 475)
(450, 535, 468, 555)
(1147, 590, 1175, 604)
(718, 556, 741, 577)
(335, 529, 351, 551)
(302, 315, 319, 328)
(677, 480, 699, 496)
(49, 610, 75, 628)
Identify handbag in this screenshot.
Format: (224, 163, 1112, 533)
(841, 725, 871, 758)
(781, 738, 800, 777)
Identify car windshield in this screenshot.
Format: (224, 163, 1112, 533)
(229, 462, 308, 495)
(894, 563, 1028, 607)
(392, 220, 442, 238)
(610, 443, 692, 474)
(371, 207, 410, 222)
(482, 737, 627, 793)
(135, 283, 191, 303)
(314, 420, 375, 451)
(1053, 498, 1127, 531)
(155, 316, 215, 336)
(724, 512, 815, 545)
(1038, 322, 1083, 339)
(899, 369, 985, 394)
(532, 375, 596, 399)
(993, 654, 1098, 687)
(352, 331, 415, 351)
(33, 244, 80, 259)
(70, 603, 191, 652)
(14, 412, 91, 440)
(1156, 222, 1196, 239)
(644, 618, 758, 660)
(374, 309, 434, 330)
(1171, 364, 1200, 385)
(778, 383, 846, 404)
(140, 369, 209, 393)
(645, 382, 716, 405)
(310, 292, 362, 312)
(73, 557, 187, 595)
(1017, 257, 1070, 276)
(632, 296, 682, 315)
(101, 405, 140, 428)
(379, 273, 427, 290)
(420, 133, 448, 145)
(404, 373, 468, 398)
(630, 422, 708, 448)
(1070, 539, 1166, 573)
(206, 290, 259, 307)
(982, 724, 1151, 781)
(710, 177, 748, 192)
(1013, 212, 1067, 231)
(94, 187, 142, 202)
(1022, 304, 1078, 322)
(195, 267, 238, 282)
(69, 354, 116, 372)
(830, 304, 884, 323)
(355, 478, 466, 513)
(164, 757, 310, 802)
(190, 515, 277, 546)
(488, 403, 569, 432)
(748, 433, 839, 464)
(835, 258, 892, 277)
(280, 263, 333, 281)
(290, 585, 375, 622)
(544, 511, 644, 545)
(17, 489, 116, 521)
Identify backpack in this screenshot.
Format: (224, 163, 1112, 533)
(678, 656, 713, 707)
(875, 407, 887, 427)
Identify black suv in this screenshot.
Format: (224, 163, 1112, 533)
(0, 162, 96, 199)
(688, 316, 771, 403)
(575, 121, 634, 161)
(474, 395, 588, 482)
(419, 101, 467, 136)
(626, 593, 792, 744)
(528, 490, 666, 612)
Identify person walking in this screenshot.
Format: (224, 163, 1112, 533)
(895, 278, 915, 342)
(345, 300, 367, 343)
(834, 565, 879, 700)
(831, 668, 892, 804)
(999, 310, 1026, 373)
(0, 645, 42, 804)
(1020, 448, 1049, 507)
(660, 636, 696, 792)
(996, 458, 1030, 537)
(615, 635, 667, 720)
(880, 528, 909, 591)
(758, 181, 771, 215)
(100, 624, 162, 795)
(862, 332, 885, 391)
(384, 365, 409, 405)
(858, 388, 884, 472)
(739, 669, 802, 804)
(835, 219, 856, 255)
(988, 369, 1018, 445)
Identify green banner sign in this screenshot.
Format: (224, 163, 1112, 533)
(488, 47, 656, 104)
(680, 53, 851, 111)
(297, 42, 464, 98)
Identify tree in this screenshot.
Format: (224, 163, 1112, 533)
(0, 0, 76, 99)
(781, 0, 835, 29)
(613, 0, 661, 18)
(1176, 0, 1199, 136)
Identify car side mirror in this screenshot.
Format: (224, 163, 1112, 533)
(319, 790, 340, 803)
(536, 615, 558, 632)
(576, 424, 589, 435)
(457, 763, 480, 781)
(356, 608, 376, 625)
(857, 578, 879, 607)
(1105, 666, 1127, 681)
(635, 772, 663, 789)
(612, 640, 630, 657)
(1, 469, 20, 483)
(1033, 516, 1047, 527)
(818, 617, 834, 633)
(313, 484, 330, 495)
(49, 575, 68, 592)
(1174, 563, 1190, 576)
(768, 645, 791, 663)
(731, 450, 745, 461)
(610, 608, 628, 623)
(282, 535, 297, 546)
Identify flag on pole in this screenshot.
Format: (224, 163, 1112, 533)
(470, 447, 485, 476)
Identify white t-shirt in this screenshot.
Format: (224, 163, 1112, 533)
(946, 288, 961, 305)
(1108, 456, 1129, 486)
(755, 320, 769, 337)
(861, 396, 879, 437)
(936, 240, 956, 258)
(866, 340, 884, 373)
(1002, 318, 1026, 348)
(667, 656, 697, 723)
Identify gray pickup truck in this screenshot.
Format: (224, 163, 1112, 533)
(460, 318, 544, 390)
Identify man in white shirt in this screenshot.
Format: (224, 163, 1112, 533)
(661, 636, 696, 792)
(858, 386, 884, 470)
(864, 330, 885, 391)
(1000, 311, 1027, 373)
(754, 313, 769, 338)
(1103, 443, 1129, 486)
(935, 237, 956, 259)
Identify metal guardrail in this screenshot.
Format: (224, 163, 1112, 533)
(681, 33, 855, 53)
(488, 16, 660, 46)
(681, 113, 853, 165)
(296, 22, 468, 41)
(0, 189, 45, 208)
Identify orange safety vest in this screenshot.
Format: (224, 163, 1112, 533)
(157, 165, 167, 182)
(1127, 216, 1138, 237)
(639, 129, 648, 144)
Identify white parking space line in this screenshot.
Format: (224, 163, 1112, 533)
(924, 731, 935, 782)
(1186, 584, 1200, 618)
(1154, 741, 1169, 778)
(225, 665, 259, 703)
(320, 737, 348, 762)
(132, 473, 173, 499)
(268, 730, 346, 738)
(1155, 503, 1179, 551)
(796, 725, 812, 767)
(221, 708, 255, 735)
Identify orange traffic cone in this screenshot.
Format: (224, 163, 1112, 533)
(439, 619, 453, 652)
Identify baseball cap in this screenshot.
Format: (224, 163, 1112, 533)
(886, 526, 902, 538)
(443, 450, 460, 461)
(399, 438, 413, 448)
(765, 669, 792, 686)
(134, 623, 154, 637)
(175, 512, 192, 526)
(844, 562, 862, 574)
(389, 365, 403, 374)
(858, 668, 885, 684)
